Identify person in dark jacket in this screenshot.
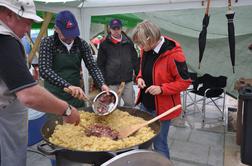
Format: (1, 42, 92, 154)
(97, 19, 138, 107)
(132, 20, 191, 159)
(39, 10, 109, 108)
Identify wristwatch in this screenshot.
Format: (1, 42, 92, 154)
(63, 105, 72, 116)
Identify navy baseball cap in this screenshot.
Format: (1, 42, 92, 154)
(55, 10, 80, 38)
(109, 19, 122, 29)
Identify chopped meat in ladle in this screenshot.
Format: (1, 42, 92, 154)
(95, 93, 115, 114)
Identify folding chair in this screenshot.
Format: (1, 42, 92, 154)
(190, 74, 227, 123)
(182, 72, 201, 117)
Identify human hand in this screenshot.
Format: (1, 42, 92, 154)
(137, 78, 146, 89)
(101, 84, 110, 95)
(145, 85, 162, 95)
(63, 106, 80, 125)
(68, 85, 86, 100)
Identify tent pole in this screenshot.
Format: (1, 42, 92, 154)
(80, 8, 92, 95)
(28, 12, 52, 65)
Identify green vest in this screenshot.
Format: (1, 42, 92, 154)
(44, 50, 84, 108)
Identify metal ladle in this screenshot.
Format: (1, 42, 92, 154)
(92, 82, 125, 116)
(63, 88, 109, 111)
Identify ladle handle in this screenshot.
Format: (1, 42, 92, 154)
(64, 87, 71, 94)
(145, 105, 182, 126)
(63, 87, 90, 101)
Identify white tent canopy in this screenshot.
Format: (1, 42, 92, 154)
(35, 0, 252, 42)
(34, 0, 252, 95)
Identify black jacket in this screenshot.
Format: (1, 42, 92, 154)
(97, 32, 138, 85)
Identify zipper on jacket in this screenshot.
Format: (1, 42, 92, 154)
(152, 52, 163, 113)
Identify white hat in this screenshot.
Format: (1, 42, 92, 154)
(0, 0, 43, 23)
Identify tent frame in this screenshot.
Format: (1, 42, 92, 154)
(35, 0, 252, 94)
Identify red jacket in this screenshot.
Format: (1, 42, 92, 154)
(136, 36, 191, 120)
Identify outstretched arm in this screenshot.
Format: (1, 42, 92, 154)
(16, 85, 80, 125)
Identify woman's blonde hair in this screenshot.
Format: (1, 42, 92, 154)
(132, 20, 161, 47)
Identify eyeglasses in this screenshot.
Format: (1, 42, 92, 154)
(135, 37, 150, 47)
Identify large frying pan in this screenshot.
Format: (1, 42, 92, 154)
(38, 107, 160, 165)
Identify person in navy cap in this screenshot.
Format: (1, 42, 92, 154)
(97, 19, 138, 107)
(39, 10, 109, 108)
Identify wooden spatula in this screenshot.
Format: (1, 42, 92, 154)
(117, 104, 182, 139)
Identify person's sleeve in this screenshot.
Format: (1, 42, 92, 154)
(39, 37, 71, 88)
(130, 44, 139, 76)
(160, 50, 192, 95)
(136, 49, 143, 83)
(81, 40, 105, 88)
(96, 42, 106, 79)
(0, 38, 36, 92)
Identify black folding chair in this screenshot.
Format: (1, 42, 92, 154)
(190, 74, 227, 123)
(182, 72, 201, 117)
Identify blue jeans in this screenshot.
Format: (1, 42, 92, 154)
(140, 104, 171, 159)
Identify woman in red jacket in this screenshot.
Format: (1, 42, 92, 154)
(132, 20, 191, 159)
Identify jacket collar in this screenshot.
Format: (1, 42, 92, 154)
(0, 20, 21, 42)
(106, 32, 130, 44)
(153, 36, 165, 54)
(53, 32, 80, 50)
(158, 36, 181, 58)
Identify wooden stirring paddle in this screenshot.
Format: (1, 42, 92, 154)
(117, 104, 182, 139)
